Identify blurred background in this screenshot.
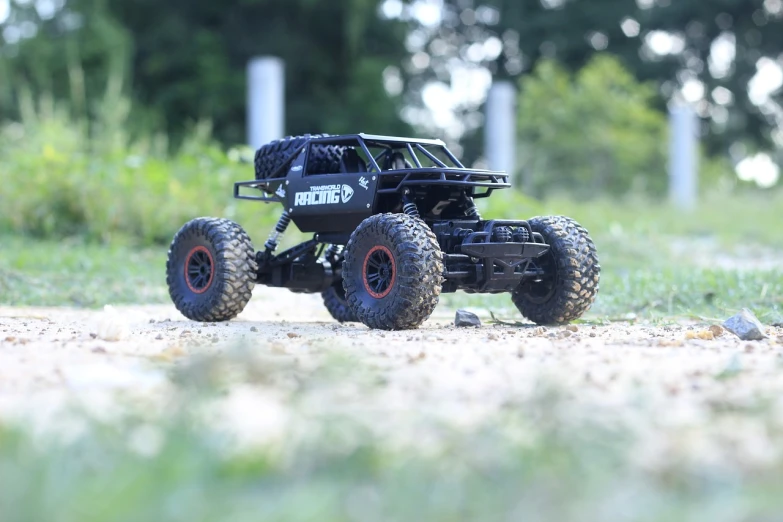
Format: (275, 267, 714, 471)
(0, 0, 782, 316)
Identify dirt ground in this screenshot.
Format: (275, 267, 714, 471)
(2, 288, 783, 467)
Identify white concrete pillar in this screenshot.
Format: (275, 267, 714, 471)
(669, 104, 698, 209)
(247, 57, 285, 149)
(485, 81, 517, 180)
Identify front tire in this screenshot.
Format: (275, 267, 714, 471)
(512, 216, 600, 325)
(343, 213, 444, 330)
(166, 218, 257, 322)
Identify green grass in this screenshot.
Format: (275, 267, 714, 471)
(444, 268, 783, 323)
(445, 190, 783, 322)
(0, 236, 167, 307)
(3, 191, 783, 321)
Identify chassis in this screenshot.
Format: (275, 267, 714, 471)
(166, 134, 600, 330)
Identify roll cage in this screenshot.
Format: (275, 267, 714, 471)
(234, 133, 511, 203)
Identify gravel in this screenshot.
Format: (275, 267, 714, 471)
(1, 289, 782, 469)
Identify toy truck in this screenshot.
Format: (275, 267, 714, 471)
(166, 134, 600, 330)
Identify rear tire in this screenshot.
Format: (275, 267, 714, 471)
(166, 218, 257, 322)
(511, 216, 600, 325)
(343, 213, 444, 330)
(322, 281, 356, 323)
(254, 134, 345, 184)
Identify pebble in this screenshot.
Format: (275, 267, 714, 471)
(455, 310, 481, 328)
(709, 325, 725, 337)
(724, 309, 767, 341)
(685, 330, 714, 341)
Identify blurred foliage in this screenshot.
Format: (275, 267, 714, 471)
(423, 0, 783, 157)
(0, 91, 277, 244)
(516, 56, 668, 197)
(3, 0, 781, 172)
(0, 0, 411, 145)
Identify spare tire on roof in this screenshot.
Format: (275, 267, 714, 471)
(254, 134, 346, 186)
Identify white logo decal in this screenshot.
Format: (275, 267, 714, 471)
(291, 165, 303, 172)
(275, 185, 286, 198)
(358, 176, 369, 190)
(341, 184, 354, 203)
(294, 184, 355, 207)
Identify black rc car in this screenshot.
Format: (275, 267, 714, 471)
(166, 134, 600, 330)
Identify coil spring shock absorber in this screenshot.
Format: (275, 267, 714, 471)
(402, 188, 420, 219)
(264, 211, 292, 253)
(461, 192, 481, 220)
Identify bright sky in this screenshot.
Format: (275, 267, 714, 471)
(645, 31, 783, 187)
(737, 153, 780, 188)
(0, 0, 10, 25)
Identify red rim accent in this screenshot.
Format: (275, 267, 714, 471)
(363, 245, 396, 299)
(184, 246, 215, 294)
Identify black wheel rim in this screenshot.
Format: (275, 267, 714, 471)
(363, 246, 395, 299)
(185, 246, 214, 294)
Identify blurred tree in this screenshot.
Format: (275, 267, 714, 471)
(411, 0, 783, 158)
(0, 0, 411, 145)
(517, 55, 667, 197)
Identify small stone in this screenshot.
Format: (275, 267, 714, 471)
(287, 332, 300, 339)
(155, 334, 163, 340)
(4, 336, 15, 343)
(455, 310, 481, 328)
(149, 319, 156, 324)
(487, 333, 498, 341)
(250, 326, 258, 332)
(89, 333, 98, 339)
(95, 305, 130, 342)
(723, 308, 767, 341)
(685, 330, 714, 341)
(91, 347, 107, 354)
(180, 330, 192, 337)
(708, 325, 725, 337)
(566, 325, 579, 333)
